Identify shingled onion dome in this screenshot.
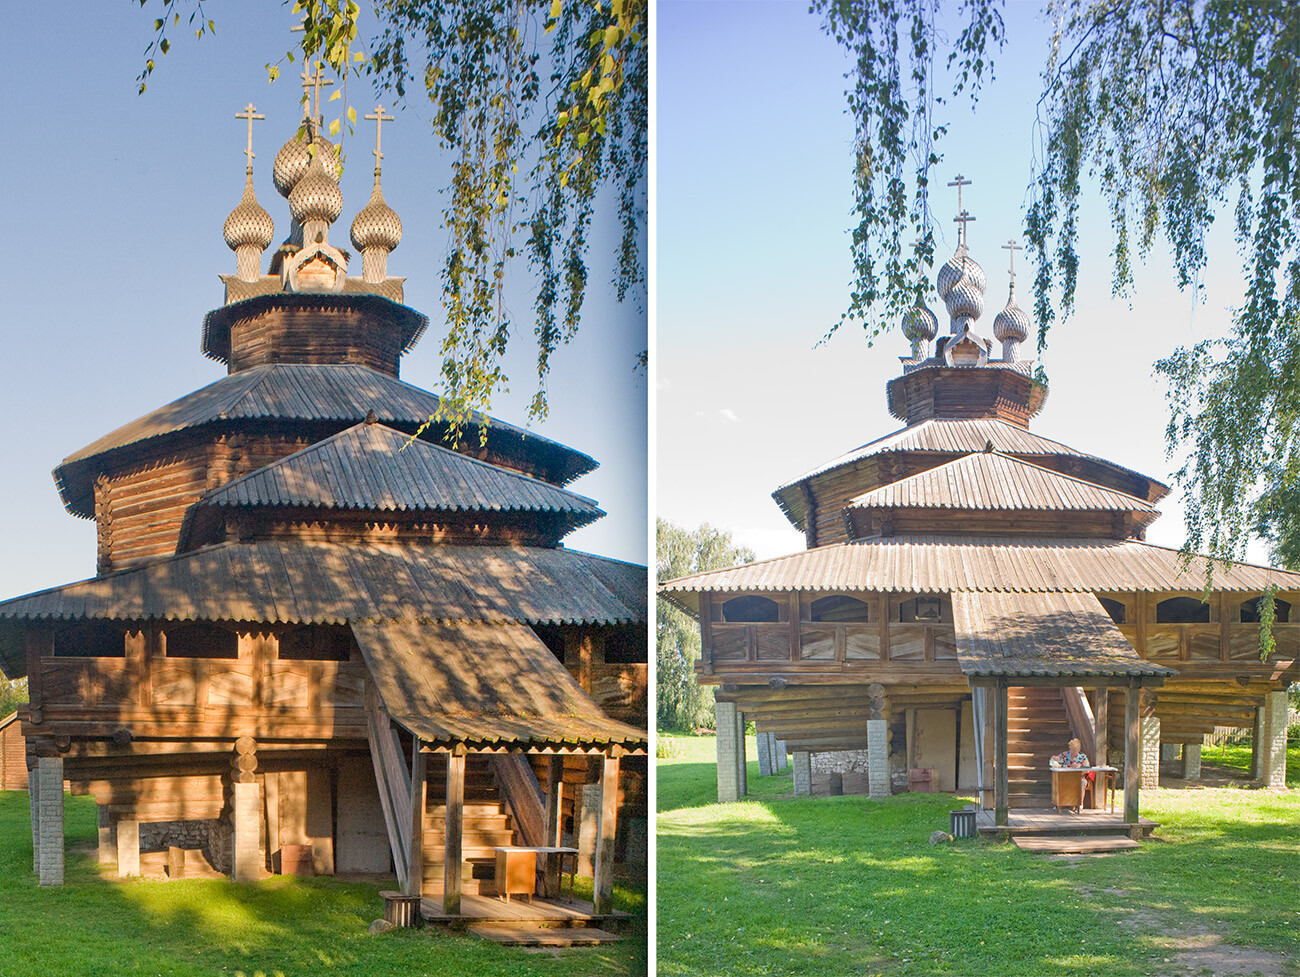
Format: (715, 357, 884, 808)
(223, 171, 275, 283)
(993, 283, 1031, 362)
(273, 130, 342, 198)
(936, 245, 987, 334)
(351, 174, 403, 283)
(901, 296, 939, 360)
(288, 145, 344, 246)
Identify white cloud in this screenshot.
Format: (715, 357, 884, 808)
(719, 408, 739, 422)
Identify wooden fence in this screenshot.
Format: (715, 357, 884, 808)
(1203, 706, 1300, 748)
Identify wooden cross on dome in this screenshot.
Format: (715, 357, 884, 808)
(948, 174, 974, 247)
(366, 105, 395, 173)
(235, 103, 265, 174)
(297, 61, 334, 128)
(1001, 238, 1023, 285)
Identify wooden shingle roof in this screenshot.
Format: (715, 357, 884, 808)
(952, 591, 1174, 679)
(0, 539, 646, 674)
(845, 451, 1159, 518)
(194, 421, 602, 527)
(353, 620, 646, 749)
(659, 534, 1300, 614)
(54, 363, 598, 515)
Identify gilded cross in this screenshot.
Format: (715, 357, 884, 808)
(366, 105, 395, 171)
(234, 103, 265, 173)
(1001, 238, 1023, 285)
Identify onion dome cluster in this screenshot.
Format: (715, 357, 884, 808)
(936, 246, 987, 332)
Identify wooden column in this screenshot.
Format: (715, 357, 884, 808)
(443, 750, 465, 915)
(1124, 682, 1140, 824)
(543, 755, 564, 897)
(993, 681, 1009, 826)
(1093, 687, 1109, 810)
(404, 739, 426, 898)
(592, 751, 620, 916)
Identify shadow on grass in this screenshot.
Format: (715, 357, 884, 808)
(658, 769, 1299, 977)
(0, 791, 647, 977)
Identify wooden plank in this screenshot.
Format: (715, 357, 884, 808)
(592, 753, 620, 916)
(467, 924, 621, 946)
(994, 682, 1008, 827)
(1124, 684, 1140, 823)
(543, 755, 563, 898)
(1093, 687, 1109, 809)
(443, 752, 466, 915)
(363, 689, 408, 891)
(1012, 835, 1140, 853)
(405, 739, 426, 898)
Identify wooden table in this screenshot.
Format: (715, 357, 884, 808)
(1050, 766, 1118, 813)
(494, 846, 579, 902)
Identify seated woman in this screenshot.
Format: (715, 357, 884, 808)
(1049, 737, 1092, 813)
(1049, 738, 1089, 768)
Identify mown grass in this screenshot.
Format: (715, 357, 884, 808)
(657, 733, 1300, 977)
(1201, 737, 1300, 788)
(0, 791, 646, 977)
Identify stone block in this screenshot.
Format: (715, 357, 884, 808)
(1140, 716, 1161, 788)
(715, 701, 740, 802)
(792, 751, 812, 795)
(775, 740, 788, 770)
(37, 758, 64, 886)
(867, 719, 889, 798)
(1262, 691, 1288, 788)
(232, 781, 262, 882)
(756, 730, 772, 776)
(117, 819, 140, 878)
(577, 782, 601, 876)
(97, 805, 116, 868)
(1181, 743, 1201, 779)
(28, 768, 39, 876)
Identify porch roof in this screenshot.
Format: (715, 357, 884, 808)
(351, 619, 646, 750)
(952, 590, 1175, 680)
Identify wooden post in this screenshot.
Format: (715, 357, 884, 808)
(168, 846, 186, 880)
(592, 752, 620, 916)
(404, 739, 426, 898)
(993, 682, 1009, 826)
(443, 750, 465, 915)
(1124, 682, 1140, 824)
(543, 755, 564, 897)
(1093, 686, 1109, 809)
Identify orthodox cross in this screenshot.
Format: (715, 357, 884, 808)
(235, 103, 265, 174)
(948, 174, 973, 247)
(953, 210, 976, 248)
(366, 105, 395, 173)
(1001, 238, 1023, 286)
(298, 62, 334, 127)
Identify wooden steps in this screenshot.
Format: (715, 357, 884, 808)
(1012, 834, 1140, 854)
(467, 923, 622, 946)
(422, 755, 521, 896)
(1006, 686, 1073, 809)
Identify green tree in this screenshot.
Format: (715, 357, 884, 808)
(814, 0, 1297, 571)
(138, 0, 646, 438)
(0, 677, 27, 718)
(656, 519, 754, 732)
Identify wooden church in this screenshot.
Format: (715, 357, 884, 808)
(0, 99, 647, 922)
(661, 186, 1297, 834)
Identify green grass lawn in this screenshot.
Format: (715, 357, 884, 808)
(1201, 738, 1300, 788)
(0, 791, 646, 977)
(657, 733, 1300, 977)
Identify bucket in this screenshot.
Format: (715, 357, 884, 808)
(277, 843, 315, 876)
(950, 809, 976, 839)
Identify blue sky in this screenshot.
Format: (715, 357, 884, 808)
(0, 4, 647, 598)
(657, 0, 1264, 564)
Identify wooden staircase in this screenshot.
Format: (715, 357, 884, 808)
(422, 756, 521, 895)
(1007, 686, 1072, 809)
